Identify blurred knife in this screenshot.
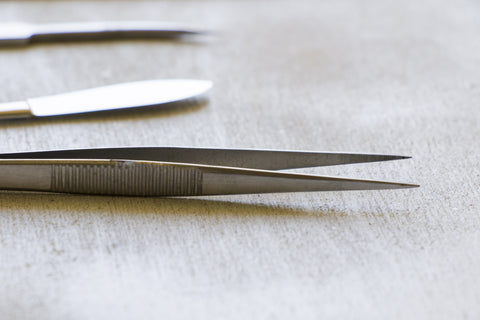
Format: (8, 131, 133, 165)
(0, 21, 206, 47)
(0, 79, 213, 120)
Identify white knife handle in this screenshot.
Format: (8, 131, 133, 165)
(0, 101, 33, 119)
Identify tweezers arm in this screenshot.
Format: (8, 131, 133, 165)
(0, 160, 204, 196)
(0, 164, 51, 192)
(0, 101, 33, 120)
(0, 159, 417, 196)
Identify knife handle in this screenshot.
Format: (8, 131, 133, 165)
(0, 101, 33, 119)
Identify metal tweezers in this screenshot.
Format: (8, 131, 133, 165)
(0, 147, 418, 197)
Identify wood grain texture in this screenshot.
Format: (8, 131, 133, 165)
(0, 0, 479, 319)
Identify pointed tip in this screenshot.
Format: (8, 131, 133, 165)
(368, 154, 412, 162)
(306, 152, 413, 168)
(347, 179, 419, 191)
(394, 155, 412, 160)
(404, 183, 420, 188)
(170, 79, 213, 98)
(200, 166, 420, 195)
(188, 79, 213, 94)
(198, 80, 214, 96)
(381, 181, 419, 189)
(201, 80, 214, 91)
(363, 179, 419, 190)
(183, 29, 211, 36)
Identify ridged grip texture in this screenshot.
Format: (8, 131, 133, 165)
(50, 162, 203, 196)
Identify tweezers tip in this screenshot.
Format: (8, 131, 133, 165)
(392, 182, 419, 189)
(384, 155, 412, 161)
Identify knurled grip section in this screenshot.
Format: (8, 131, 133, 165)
(50, 162, 203, 196)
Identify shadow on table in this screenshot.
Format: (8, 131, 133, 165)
(0, 97, 209, 128)
(0, 191, 348, 219)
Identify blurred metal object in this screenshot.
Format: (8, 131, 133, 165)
(0, 21, 206, 46)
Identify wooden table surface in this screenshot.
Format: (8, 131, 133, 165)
(1, 1, 479, 319)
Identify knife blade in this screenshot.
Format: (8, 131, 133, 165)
(0, 79, 213, 120)
(0, 21, 205, 47)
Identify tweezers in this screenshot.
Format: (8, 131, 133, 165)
(0, 147, 418, 197)
(0, 21, 204, 47)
